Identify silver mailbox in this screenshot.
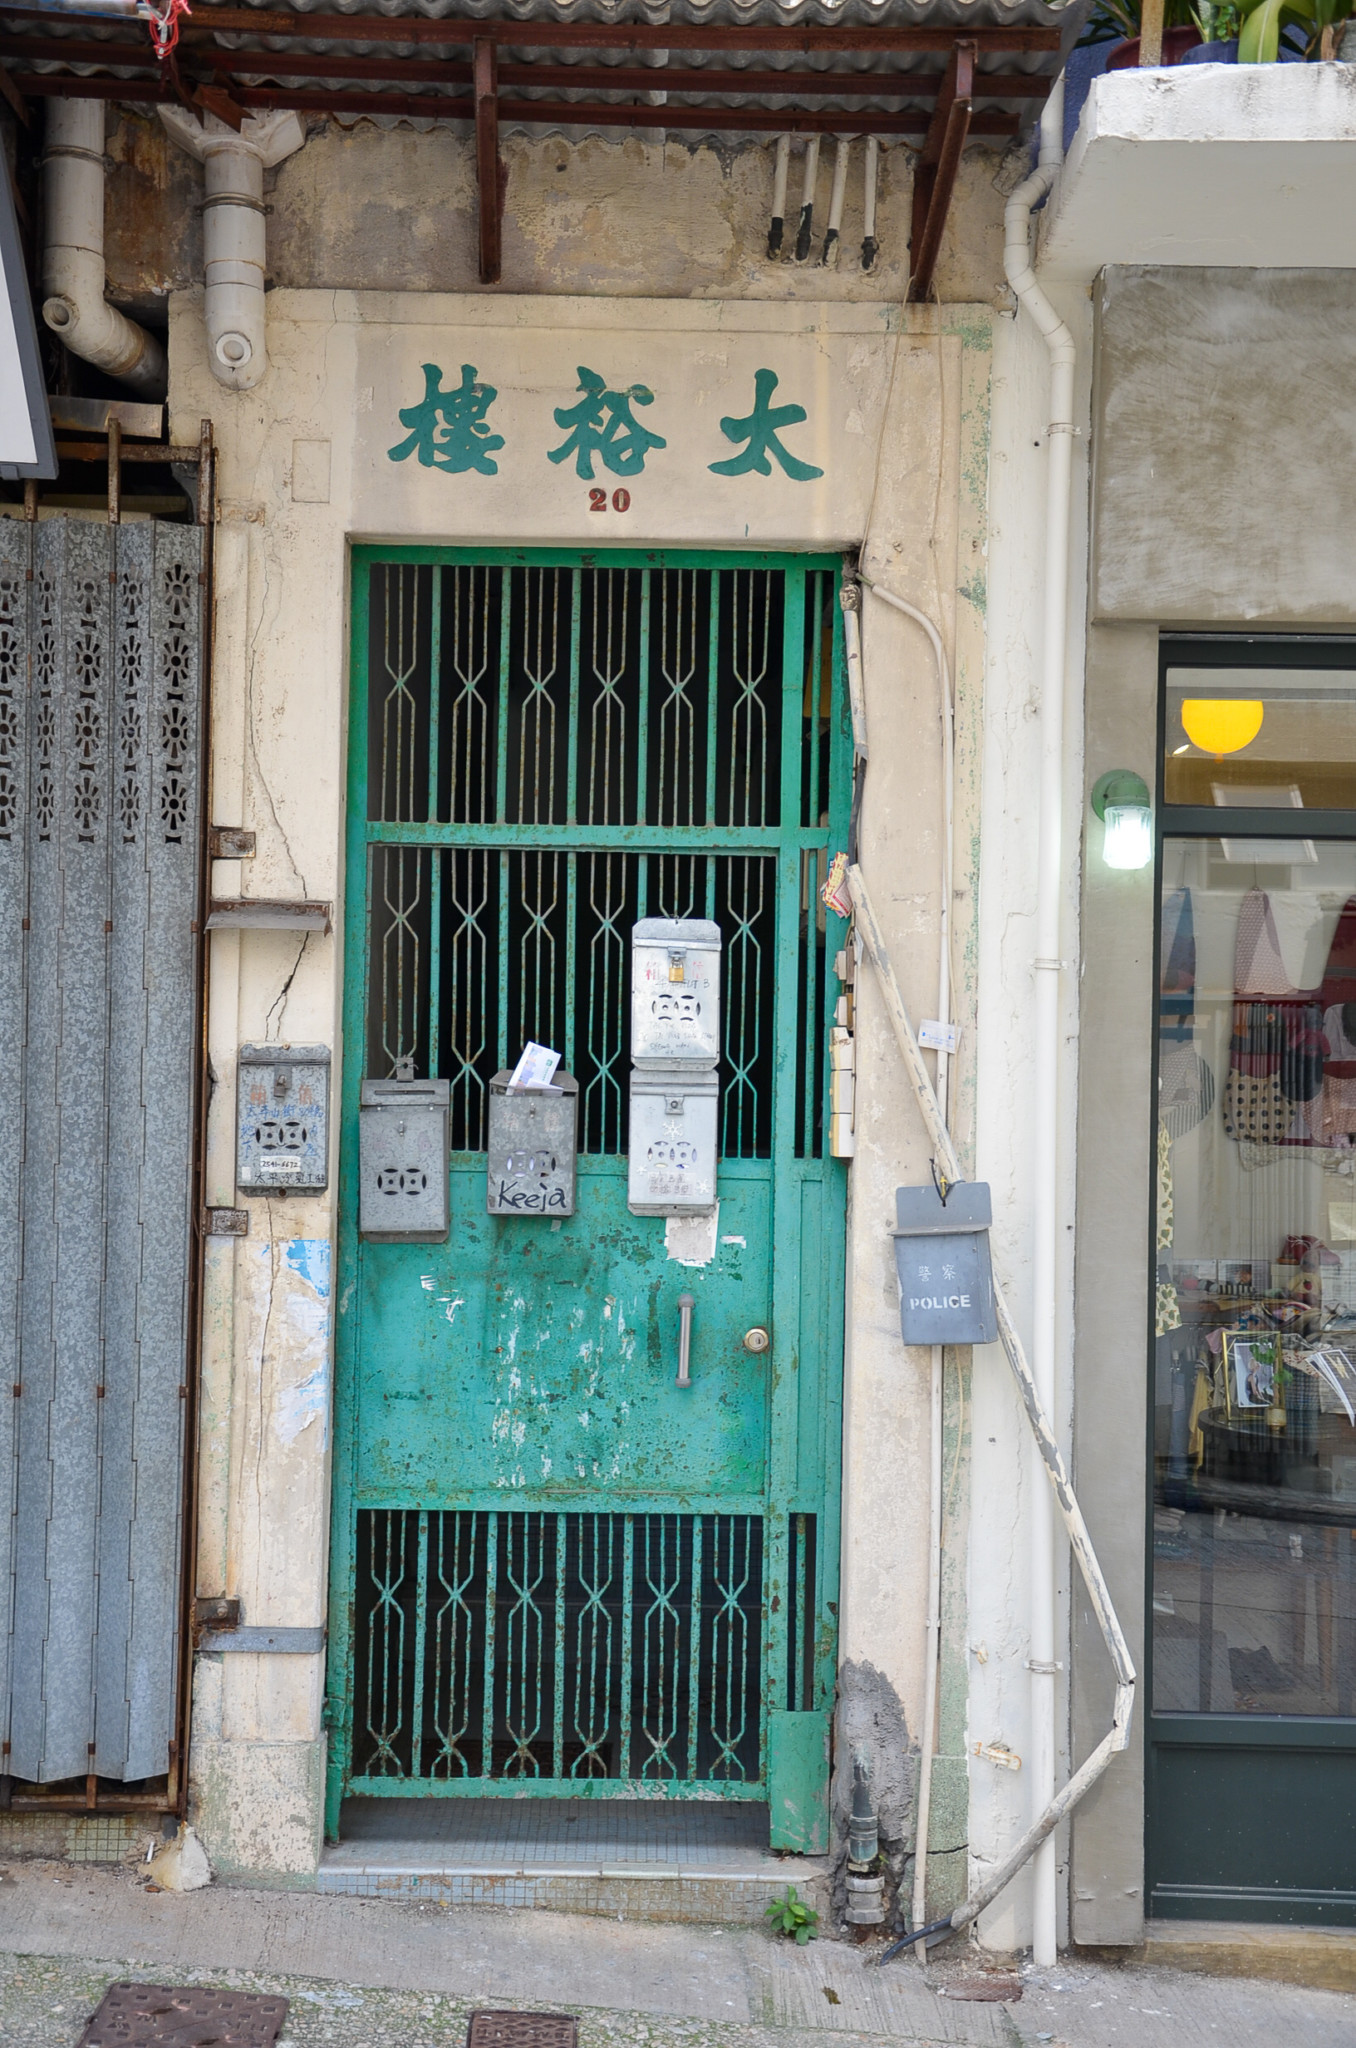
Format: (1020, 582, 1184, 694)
(359, 1076, 450, 1242)
(487, 1070, 579, 1216)
(630, 918, 722, 1070)
(237, 1043, 330, 1192)
(628, 1071, 719, 1216)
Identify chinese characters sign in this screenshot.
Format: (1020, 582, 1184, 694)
(389, 361, 824, 485)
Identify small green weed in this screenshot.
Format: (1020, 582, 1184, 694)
(764, 1884, 819, 1945)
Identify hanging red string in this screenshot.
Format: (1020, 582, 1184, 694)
(145, 0, 191, 62)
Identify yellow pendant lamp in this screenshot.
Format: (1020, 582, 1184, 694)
(1180, 698, 1264, 758)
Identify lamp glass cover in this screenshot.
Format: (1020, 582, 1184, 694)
(1103, 802, 1152, 871)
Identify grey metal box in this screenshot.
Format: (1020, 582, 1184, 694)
(628, 1070, 719, 1216)
(360, 1076, 450, 1242)
(237, 1043, 330, 1192)
(891, 1180, 997, 1347)
(631, 917, 722, 1070)
(487, 1070, 579, 1216)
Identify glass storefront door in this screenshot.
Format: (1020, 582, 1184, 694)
(1148, 640, 1356, 1925)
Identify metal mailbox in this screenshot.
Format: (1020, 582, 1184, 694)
(237, 1043, 330, 1192)
(628, 1071, 719, 1216)
(487, 1070, 579, 1216)
(630, 917, 722, 1070)
(891, 1180, 997, 1347)
(359, 1075, 450, 1242)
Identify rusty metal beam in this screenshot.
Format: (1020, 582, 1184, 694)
(474, 35, 501, 284)
(0, 32, 1051, 100)
(0, 56, 28, 125)
(908, 37, 973, 302)
(0, 3, 1062, 53)
(9, 72, 1021, 138)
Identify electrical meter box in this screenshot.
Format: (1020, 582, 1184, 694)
(237, 1044, 330, 1192)
(891, 1180, 997, 1347)
(628, 1071, 719, 1216)
(359, 1076, 450, 1241)
(630, 918, 722, 1070)
(487, 1071, 579, 1216)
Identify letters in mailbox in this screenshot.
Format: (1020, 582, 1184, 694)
(487, 1071, 579, 1216)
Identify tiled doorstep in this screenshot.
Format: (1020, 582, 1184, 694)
(316, 1844, 832, 1921)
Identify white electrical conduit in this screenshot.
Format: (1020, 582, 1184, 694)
(850, 863, 1136, 1962)
(862, 137, 879, 272)
(820, 136, 851, 267)
(856, 573, 953, 1957)
(795, 136, 820, 262)
(1005, 71, 1077, 1970)
(768, 135, 791, 259)
(42, 98, 167, 397)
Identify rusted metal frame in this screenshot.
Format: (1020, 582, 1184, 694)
(908, 37, 973, 303)
(0, 3, 1061, 52)
(55, 439, 203, 461)
(11, 74, 1020, 135)
(0, 33, 1050, 98)
(475, 36, 501, 285)
(0, 56, 27, 124)
(175, 414, 216, 1825)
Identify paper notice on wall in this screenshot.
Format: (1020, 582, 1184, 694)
(919, 1019, 961, 1055)
(508, 1041, 562, 1091)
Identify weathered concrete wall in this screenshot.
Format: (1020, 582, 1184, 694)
(103, 106, 1014, 315)
(1092, 267, 1356, 625)
(169, 273, 996, 1886)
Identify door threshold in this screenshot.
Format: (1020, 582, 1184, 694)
(320, 1796, 828, 1923)
(1140, 1918, 1356, 1994)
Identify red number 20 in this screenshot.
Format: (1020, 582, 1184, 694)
(588, 488, 632, 513)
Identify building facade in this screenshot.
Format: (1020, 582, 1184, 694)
(1, 13, 1353, 1950)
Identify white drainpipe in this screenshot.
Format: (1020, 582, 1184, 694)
(42, 98, 167, 398)
(1003, 76, 1075, 1970)
(160, 107, 305, 392)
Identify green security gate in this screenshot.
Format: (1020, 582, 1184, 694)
(326, 549, 849, 1847)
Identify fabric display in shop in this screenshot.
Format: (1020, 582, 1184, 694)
(1223, 888, 1336, 1147)
(1159, 886, 1214, 1140)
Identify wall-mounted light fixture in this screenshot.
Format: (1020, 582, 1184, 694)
(1091, 770, 1152, 871)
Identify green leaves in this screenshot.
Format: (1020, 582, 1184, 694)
(765, 1884, 820, 1945)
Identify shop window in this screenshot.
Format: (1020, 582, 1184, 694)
(1154, 645, 1356, 1716)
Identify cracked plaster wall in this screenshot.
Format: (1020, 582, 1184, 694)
(102, 106, 1018, 317)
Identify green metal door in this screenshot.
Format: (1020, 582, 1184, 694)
(326, 551, 848, 1847)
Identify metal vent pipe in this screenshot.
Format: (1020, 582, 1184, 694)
(42, 98, 167, 398)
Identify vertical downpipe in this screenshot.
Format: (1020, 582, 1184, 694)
(1003, 75, 1074, 1970)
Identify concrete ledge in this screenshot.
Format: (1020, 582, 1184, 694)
(1139, 1919, 1356, 1994)
(315, 1856, 830, 1926)
(1038, 65, 1356, 279)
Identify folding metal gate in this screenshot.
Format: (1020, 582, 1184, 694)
(0, 516, 203, 1788)
(330, 550, 848, 1846)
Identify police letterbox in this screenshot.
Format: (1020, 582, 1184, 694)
(891, 1180, 997, 1347)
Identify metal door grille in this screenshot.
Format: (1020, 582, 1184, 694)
(352, 1509, 763, 1789)
(0, 517, 202, 1786)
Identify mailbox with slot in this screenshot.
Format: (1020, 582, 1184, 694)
(630, 917, 722, 1069)
(359, 1074, 450, 1241)
(627, 1071, 719, 1216)
(237, 1043, 330, 1192)
(487, 1071, 579, 1216)
(627, 917, 721, 1218)
(891, 1179, 997, 1347)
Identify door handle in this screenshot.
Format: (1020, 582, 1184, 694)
(676, 1292, 695, 1388)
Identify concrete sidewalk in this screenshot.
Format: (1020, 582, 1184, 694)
(0, 1860, 1353, 2048)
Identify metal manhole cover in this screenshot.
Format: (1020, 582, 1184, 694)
(76, 1982, 289, 2047)
(466, 2014, 579, 2048)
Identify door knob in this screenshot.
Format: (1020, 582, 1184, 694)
(676, 1293, 695, 1388)
(743, 1326, 771, 1354)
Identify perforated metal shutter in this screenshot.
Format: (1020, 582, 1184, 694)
(0, 515, 202, 1784)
